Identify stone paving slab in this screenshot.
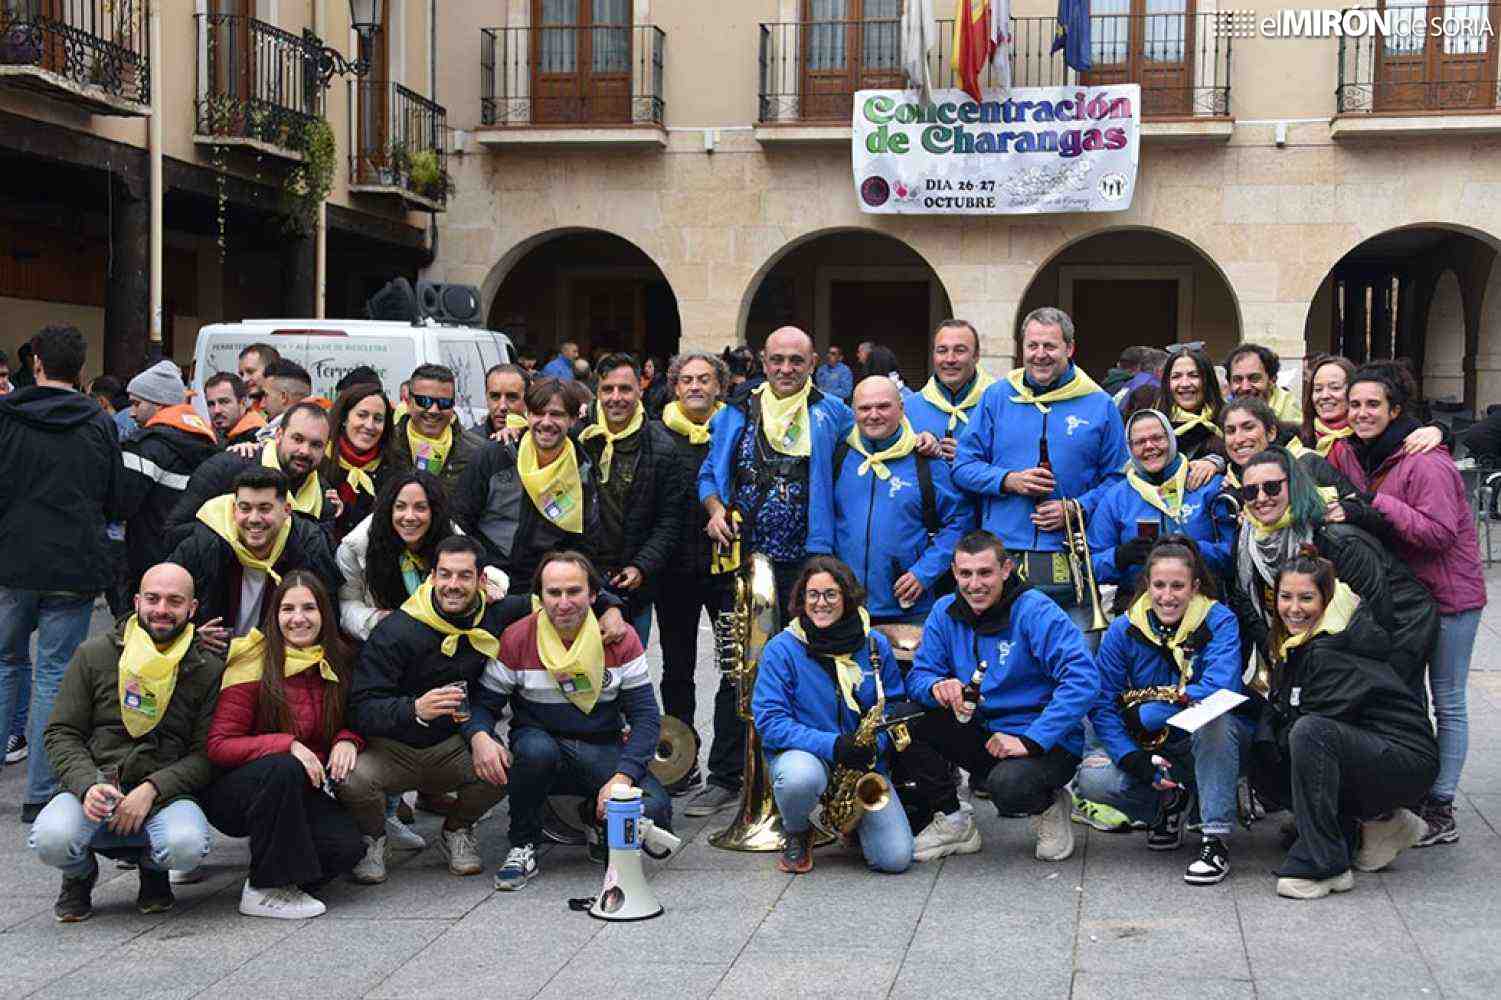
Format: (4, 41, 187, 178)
(3, 575, 1501, 998)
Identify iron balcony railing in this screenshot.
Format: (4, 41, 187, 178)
(351, 79, 450, 209)
(0, 0, 150, 107)
(758, 13, 1230, 123)
(1336, 2, 1500, 113)
(480, 24, 665, 126)
(194, 13, 322, 153)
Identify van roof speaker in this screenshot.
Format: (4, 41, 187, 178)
(417, 280, 483, 326)
(365, 277, 420, 323)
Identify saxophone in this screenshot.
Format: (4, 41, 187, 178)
(1117, 637, 1194, 750)
(819, 636, 904, 836)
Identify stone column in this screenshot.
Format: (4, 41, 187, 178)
(103, 178, 150, 377)
(282, 227, 318, 318)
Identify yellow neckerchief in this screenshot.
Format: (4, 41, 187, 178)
(710, 509, 742, 574)
(785, 607, 872, 712)
(753, 381, 813, 457)
(516, 433, 584, 533)
(1126, 455, 1190, 520)
(846, 419, 918, 480)
(196, 494, 292, 583)
(504, 412, 530, 431)
(220, 628, 339, 689)
(261, 440, 323, 518)
(333, 446, 382, 499)
(1250, 506, 1295, 539)
(1171, 405, 1222, 439)
(406, 418, 454, 476)
(118, 615, 194, 737)
(1277, 582, 1360, 659)
(1314, 418, 1354, 457)
(579, 401, 645, 481)
(1005, 365, 1102, 413)
(919, 370, 995, 431)
(661, 400, 722, 445)
(535, 608, 606, 714)
(399, 581, 500, 658)
(1226, 437, 1314, 492)
(1126, 593, 1214, 686)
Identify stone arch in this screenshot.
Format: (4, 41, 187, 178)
(1425, 271, 1466, 405)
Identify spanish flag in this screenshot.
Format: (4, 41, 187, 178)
(952, 0, 997, 104)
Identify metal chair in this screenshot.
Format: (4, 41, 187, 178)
(1457, 463, 1495, 566)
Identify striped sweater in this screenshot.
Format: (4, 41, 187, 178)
(477, 613, 660, 782)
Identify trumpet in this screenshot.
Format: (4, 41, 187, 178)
(1061, 498, 1108, 633)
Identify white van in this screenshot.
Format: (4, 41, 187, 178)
(190, 318, 514, 428)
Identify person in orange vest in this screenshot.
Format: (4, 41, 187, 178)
(203, 372, 265, 447)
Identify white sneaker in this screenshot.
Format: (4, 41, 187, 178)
(913, 803, 983, 862)
(350, 835, 387, 884)
(438, 825, 483, 876)
(238, 880, 327, 920)
(1354, 809, 1426, 873)
(1276, 869, 1355, 900)
(385, 815, 427, 851)
(1030, 786, 1076, 862)
(168, 868, 204, 885)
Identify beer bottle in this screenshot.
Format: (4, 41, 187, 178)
(1037, 433, 1052, 471)
(955, 662, 986, 724)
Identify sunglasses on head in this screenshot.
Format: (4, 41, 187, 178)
(412, 393, 455, 411)
(1238, 479, 1286, 501)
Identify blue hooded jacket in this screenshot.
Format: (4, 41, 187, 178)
(1088, 600, 1242, 764)
(951, 366, 1129, 553)
(696, 386, 853, 556)
(907, 585, 1100, 756)
(1086, 458, 1236, 588)
(830, 437, 978, 621)
(753, 626, 905, 769)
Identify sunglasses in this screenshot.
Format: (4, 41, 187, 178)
(1238, 479, 1286, 501)
(412, 393, 455, 411)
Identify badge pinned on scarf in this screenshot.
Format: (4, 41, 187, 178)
(122, 679, 158, 718)
(560, 671, 594, 696)
(780, 420, 802, 450)
(415, 442, 435, 471)
(542, 487, 577, 523)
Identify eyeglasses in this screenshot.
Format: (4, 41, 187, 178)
(1238, 479, 1286, 501)
(805, 589, 842, 606)
(411, 394, 455, 411)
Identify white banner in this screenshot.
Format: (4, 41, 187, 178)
(852, 85, 1141, 216)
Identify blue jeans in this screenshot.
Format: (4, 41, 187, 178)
(0, 588, 95, 805)
(769, 749, 914, 873)
(1430, 608, 1481, 801)
(29, 793, 213, 879)
(1076, 713, 1252, 838)
(506, 727, 672, 847)
(9, 666, 28, 741)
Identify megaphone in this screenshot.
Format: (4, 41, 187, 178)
(588, 785, 680, 922)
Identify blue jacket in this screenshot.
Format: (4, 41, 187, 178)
(752, 627, 905, 769)
(1088, 601, 1242, 764)
(830, 441, 976, 621)
(814, 362, 853, 402)
(907, 587, 1100, 756)
(952, 367, 1129, 553)
(696, 387, 853, 557)
(1086, 461, 1236, 588)
(542, 355, 575, 381)
(905, 378, 983, 441)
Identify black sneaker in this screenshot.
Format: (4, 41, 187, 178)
(540, 798, 586, 846)
(137, 867, 175, 914)
(54, 861, 98, 923)
(1184, 836, 1230, 885)
(1146, 789, 1191, 852)
(20, 801, 44, 824)
(665, 763, 703, 798)
(4, 733, 26, 764)
(585, 823, 608, 865)
(1416, 797, 1459, 847)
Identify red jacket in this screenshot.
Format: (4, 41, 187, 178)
(207, 670, 363, 769)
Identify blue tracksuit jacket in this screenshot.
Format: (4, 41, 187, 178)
(1086, 462, 1236, 588)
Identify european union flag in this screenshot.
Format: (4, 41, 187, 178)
(1051, 0, 1092, 73)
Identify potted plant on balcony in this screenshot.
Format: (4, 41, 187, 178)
(0, 19, 43, 66)
(408, 148, 452, 203)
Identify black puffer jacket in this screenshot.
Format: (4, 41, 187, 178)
(0, 386, 122, 593)
(167, 516, 341, 628)
(119, 411, 220, 584)
(167, 449, 336, 543)
(578, 417, 684, 597)
(1228, 522, 1438, 699)
(661, 421, 715, 579)
(319, 457, 397, 542)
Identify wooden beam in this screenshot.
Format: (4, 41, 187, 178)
(0, 108, 145, 194)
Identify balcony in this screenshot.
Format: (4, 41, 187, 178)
(477, 24, 666, 149)
(756, 13, 1231, 144)
(1333, 2, 1501, 139)
(349, 80, 449, 212)
(193, 13, 322, 162)
(0, 0, 150, 115)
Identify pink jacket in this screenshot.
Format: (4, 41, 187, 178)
(1331, 445, 1486, 615)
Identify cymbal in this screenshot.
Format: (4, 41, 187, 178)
(648, 715, 698, 786)
(874, 623, 923, 663)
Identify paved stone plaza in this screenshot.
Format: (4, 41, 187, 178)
(4, 575, 1501, 1000)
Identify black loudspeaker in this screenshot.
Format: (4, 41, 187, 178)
(365, 277, 420, 322)
(416, 280, 482, 326)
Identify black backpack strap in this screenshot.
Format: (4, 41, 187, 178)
(915, 453, 939, 537)
(832, 441, 851, 482)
